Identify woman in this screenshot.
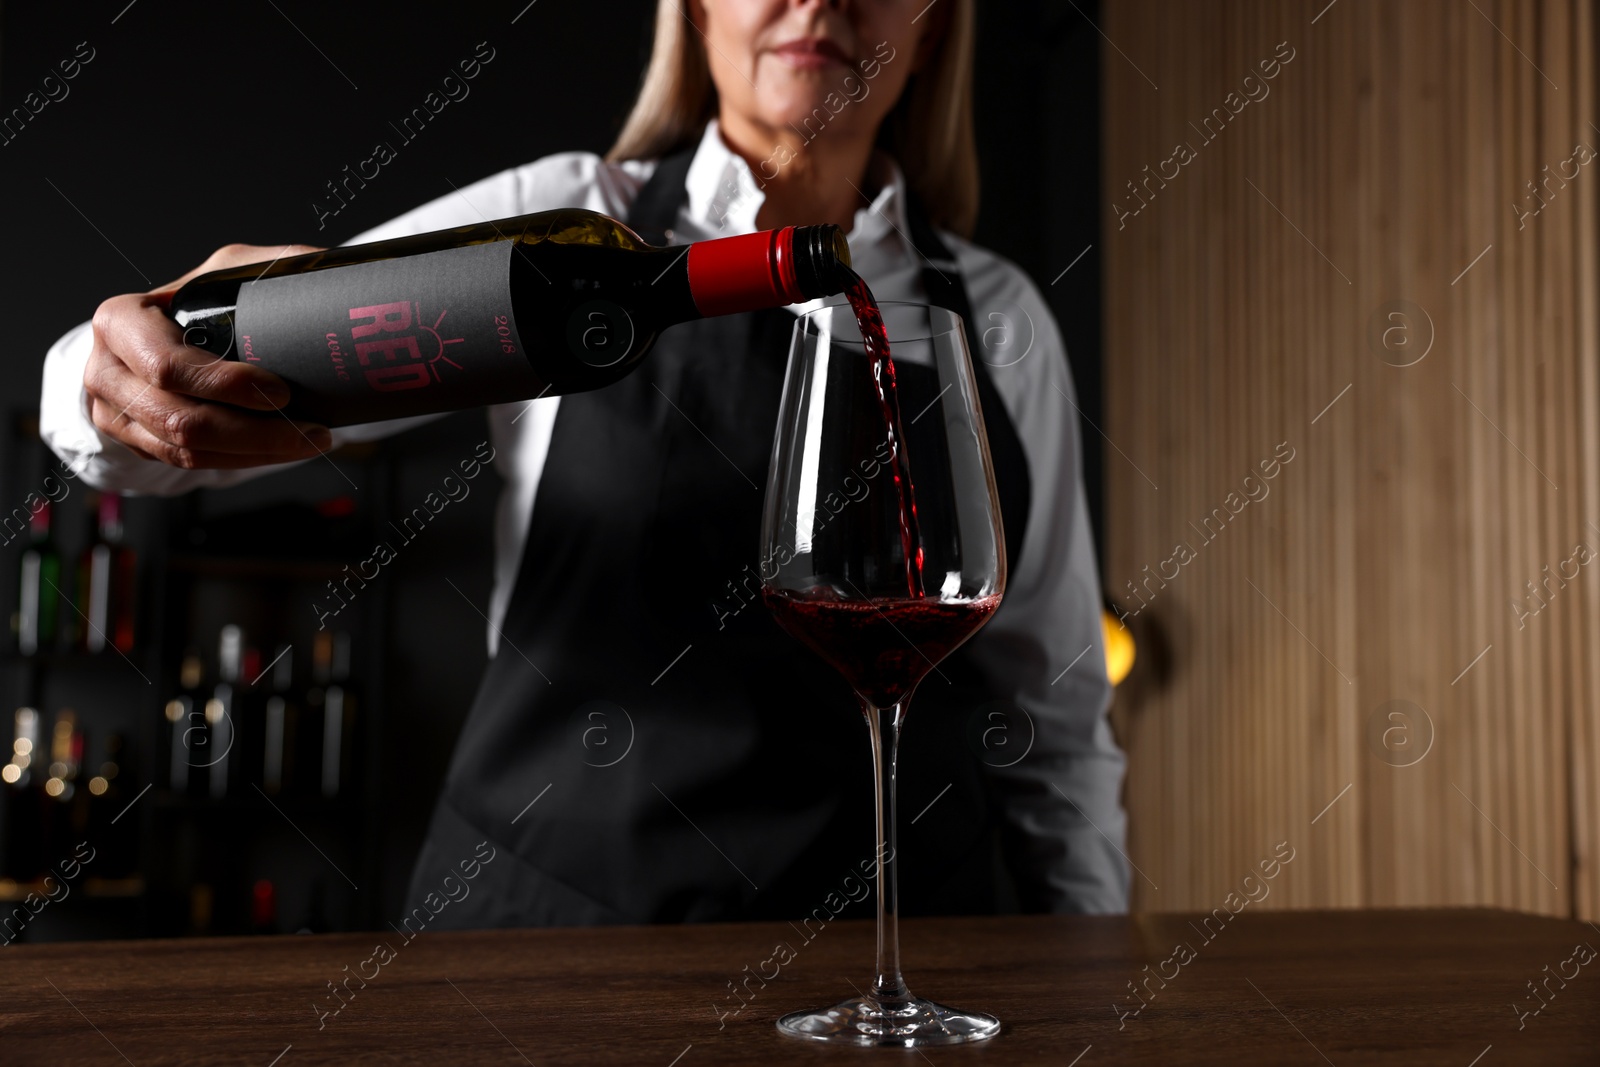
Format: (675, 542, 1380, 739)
(39, 0, 1128, 924)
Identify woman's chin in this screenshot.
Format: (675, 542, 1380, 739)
(755, 90, 866, 129)
(773, 51, 849, 73)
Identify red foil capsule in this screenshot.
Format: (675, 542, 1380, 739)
(686, 227, 806, 317)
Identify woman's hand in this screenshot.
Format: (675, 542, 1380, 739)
(84, 243, 334, 470)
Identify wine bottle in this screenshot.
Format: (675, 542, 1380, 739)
(1, 707, 45, 882)
(43, 709, 84, 861)
(164, 651, 205, 796)
(208, 625, 242, 800)
(251, 879, 279, 935)
(165, 209, 854, 426)
(237, 644, 263, 792)
(17, 502, 60, 655)
(76, 492, 137, 654)
(262, 643, 295, 795)
(296, 877, 329, 934)
(319, 633, 355, 799)
(86, 732, 137, 878)
(298, 634, 331, 800)
(189, 883, 214, 935)
(67, 494, 97, 649)
(302, 631, 356, 799)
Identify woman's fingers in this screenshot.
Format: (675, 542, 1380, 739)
(86, 349, 330, 464)
(83, 242, 332, 472)
(92, 293, 295, 413)
(92, 405, 322, 471)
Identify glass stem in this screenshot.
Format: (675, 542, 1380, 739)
(867, 700, 909, 1006)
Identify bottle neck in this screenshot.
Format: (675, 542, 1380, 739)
(180, 654, 203, 691)
(680, 224, 852, 318)
(271, 645, 294, 693)
(311, 632, 333, 686)
(218, 625, 242, 684)
(97, 493, 123, 542)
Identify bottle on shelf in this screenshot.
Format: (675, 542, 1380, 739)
(308, 632, 357, 800)
(75, 492, 137, 654)
(16, 502, 61, 655)
(1, 707, 45, 882)
(237, 644, 263, 793)
(304, 634, 331, 799)
(251, 879, 279, 935)
(67, 495, 95, 649)
(262, 644, 296, 795)
(208, 626, 242, 800)
(86, 732, 138, 879)
(325, 633, 356, 800)
(165, 208, 854, 427)
(86, 733, 121, 798)
(296, 877, 329, 934)
(164, 651, 206, 797)
(301, 632, 349, 800)
(189, 883, 214, 936)
(44, 710, 79, 801)
(297, 636, 327, 801)
(42, 709, 85, 861)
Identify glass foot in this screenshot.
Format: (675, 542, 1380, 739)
(777, 994, 1000, 1047)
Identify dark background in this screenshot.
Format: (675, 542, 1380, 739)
(0, 0, 1100, 936)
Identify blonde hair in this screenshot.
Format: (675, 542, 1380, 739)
(607, 0, 980, 237)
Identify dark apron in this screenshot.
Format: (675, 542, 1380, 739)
(405, 147, 1032, 926)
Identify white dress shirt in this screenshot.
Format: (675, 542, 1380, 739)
(39, 119, 1130, 911)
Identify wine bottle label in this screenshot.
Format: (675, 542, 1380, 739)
(234, 242, 540, 423)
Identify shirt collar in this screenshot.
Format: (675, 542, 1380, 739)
(679, 117, 913, 253)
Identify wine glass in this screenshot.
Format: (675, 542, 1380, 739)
(760, 301, 1006, 1046)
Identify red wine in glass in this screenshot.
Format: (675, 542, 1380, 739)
(763, 591, 1001, 709)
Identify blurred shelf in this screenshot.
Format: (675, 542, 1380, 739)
(2, 402, 394, 938)
(0, 876, 144, 902)
(0, 648, 146, 671)
(151, 790, 365, 820)
(164, 554, 350, 581)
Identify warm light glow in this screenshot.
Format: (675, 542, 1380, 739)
(89, 776, 108, 795)
(13, 737, 32, 756)
(165, 699, 184, 723)
(1102, 609, 1136, 687)
(205, 698, 224, 724)
(0, 764, 19, 784)
(49, 761, 67, 778)
(44, 776, 64, 797)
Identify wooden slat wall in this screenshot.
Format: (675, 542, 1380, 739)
(1102, 0, 1599, 918)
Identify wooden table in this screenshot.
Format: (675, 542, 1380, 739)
(2, 909, 1595, 1065)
